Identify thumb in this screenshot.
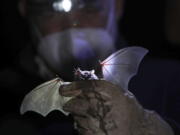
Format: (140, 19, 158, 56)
(63, 97, 89, 116)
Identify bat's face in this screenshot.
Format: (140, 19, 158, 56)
(74, 68, 98, 80)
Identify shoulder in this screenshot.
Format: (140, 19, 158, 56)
(129, 55, 180, 101)
(137, 56, 180, 80)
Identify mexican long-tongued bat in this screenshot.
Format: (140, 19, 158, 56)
(20, 46, 148, 116)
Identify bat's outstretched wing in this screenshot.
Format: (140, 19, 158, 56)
(101, 46, 148, 91)
(20, 78, 72, 116)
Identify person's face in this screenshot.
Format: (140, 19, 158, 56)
(18, 0, 124, 80)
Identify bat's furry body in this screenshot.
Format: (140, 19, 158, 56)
(74, 68, 99, 80)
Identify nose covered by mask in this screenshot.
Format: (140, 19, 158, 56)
(37, 28, 115, 80)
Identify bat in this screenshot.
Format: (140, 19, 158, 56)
(20, 46, 148, 116)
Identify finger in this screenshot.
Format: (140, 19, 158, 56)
(74, 116, 96, 135)
(60, 80, 118, 97)
(63, 97, 89, 116)
(60, 88, 82, 97)
(59, 82, 82, 96)
(74, 116, 89, 134)
(59, 81, 95, 96)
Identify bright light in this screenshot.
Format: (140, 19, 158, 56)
(62, 0, 72, 12)
(53, 0, 72, 12)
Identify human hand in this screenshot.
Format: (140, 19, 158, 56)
(60, 80, 174, 135)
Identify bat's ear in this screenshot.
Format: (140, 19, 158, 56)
(75, 67, 80, 72)
(74, 67, 81, 76)
(91, 70, 95, 74)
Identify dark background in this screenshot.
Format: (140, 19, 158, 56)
(120, 0, 180, 59)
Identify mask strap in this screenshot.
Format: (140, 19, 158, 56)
(35, 56, 57, 79)
(106, 0, 117, 44)
(28, 19, 44, 46)
(29, 20, 58, 79)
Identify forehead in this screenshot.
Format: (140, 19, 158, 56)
(27, 0, 106, 5)
(26, 0, 112, 15)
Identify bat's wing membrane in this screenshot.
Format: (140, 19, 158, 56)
(20, 78, 72, 116)
(101, 47, 148, 91)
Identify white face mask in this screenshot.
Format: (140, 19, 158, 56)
(37, 28, 115, 80)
